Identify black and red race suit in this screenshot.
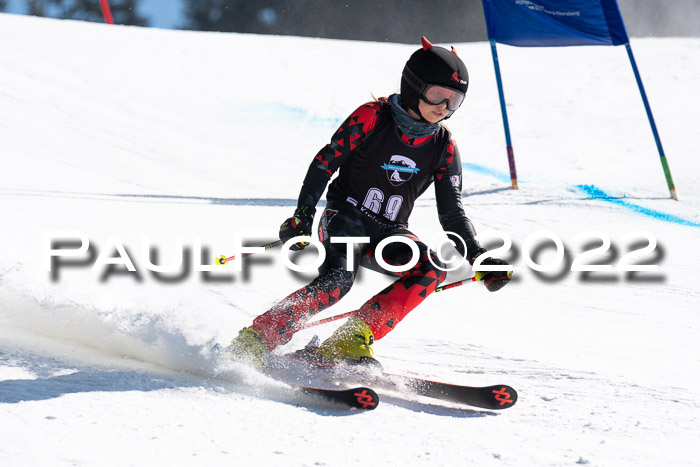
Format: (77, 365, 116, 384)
(252, 97, 484, 349)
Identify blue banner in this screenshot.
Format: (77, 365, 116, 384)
(482, 0, 629, 47)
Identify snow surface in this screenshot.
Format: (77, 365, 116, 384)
(1, 13, 700, 467)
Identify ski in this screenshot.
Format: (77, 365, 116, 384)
(217, 343, 514, 410)
(289, 383, 379, 410)
(367, 373, 516, 410)
(272, 353, 517, 410)
(214, 343, 379, 410)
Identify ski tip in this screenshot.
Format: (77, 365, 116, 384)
(349, 387, 380, 410)
(487, 385, 518, 409)
(299, 385, 379, 410)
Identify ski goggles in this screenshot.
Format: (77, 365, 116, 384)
(421, 85, 465, 111)
(402, 66, 466, 111)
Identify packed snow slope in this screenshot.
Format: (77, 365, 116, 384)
(1, 13, 700, 467)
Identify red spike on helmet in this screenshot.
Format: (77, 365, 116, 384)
(421, 36, 433, 51)
(451, 46, 459, 56)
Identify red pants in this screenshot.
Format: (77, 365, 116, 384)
(251, 210, 446, 349)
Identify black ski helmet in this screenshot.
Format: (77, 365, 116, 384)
(401, 36, 469, 116)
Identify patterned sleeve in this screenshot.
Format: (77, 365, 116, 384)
(296, 102, 382, 209)
(433, 138, 483, 259)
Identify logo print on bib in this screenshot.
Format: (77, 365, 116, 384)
(381, 155, 420, 186)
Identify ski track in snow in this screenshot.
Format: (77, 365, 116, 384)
(2, 13, 700, 466)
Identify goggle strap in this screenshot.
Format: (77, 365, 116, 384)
(402, 66, 426, 94)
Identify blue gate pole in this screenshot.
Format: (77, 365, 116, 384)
(489, 39, 519, 190)
(625, 43, 678, 200)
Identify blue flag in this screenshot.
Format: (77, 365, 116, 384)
(482, 0, 629, 47)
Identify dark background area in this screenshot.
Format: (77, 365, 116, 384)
(2, 0, 699, 42)
(179, 0, 489, 43)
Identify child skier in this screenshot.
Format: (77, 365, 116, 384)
(228, 37, 511, 368)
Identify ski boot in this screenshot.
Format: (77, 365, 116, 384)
(226, 327, 269, 369)
(312, 317, 382, 369)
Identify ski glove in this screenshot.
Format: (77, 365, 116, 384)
(279, 206, 315, 251)
(475, 257, 512, 292)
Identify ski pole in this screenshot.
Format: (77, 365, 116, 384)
(216, 240, 283, 265)
(433, 270, 513, 292)
(297, 270, 511, 331)
(296, 310, 357, 330)
(296, 280, 469, 331)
